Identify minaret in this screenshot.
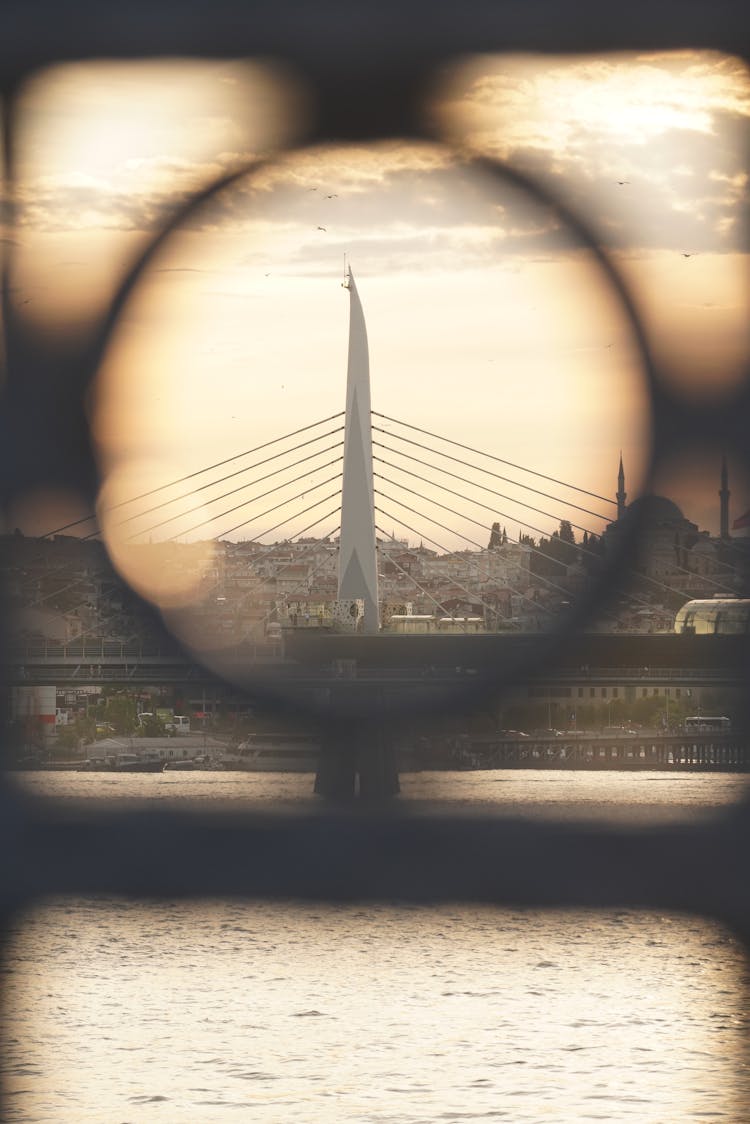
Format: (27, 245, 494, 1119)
(616, 453, 627, 520)
(720, 453, 730, 539)
(337, 267, 380, 633)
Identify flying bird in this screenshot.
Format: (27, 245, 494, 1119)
(317, 226, 327, 231)
(682, 252, 694, 258)
(326, 194, 338, 198)
(616, 180, 630, 185)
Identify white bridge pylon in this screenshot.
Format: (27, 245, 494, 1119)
(337, 267, 380, 634)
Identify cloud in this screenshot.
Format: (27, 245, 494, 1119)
(213, 158, 577, 276)
(251, 143, 453, 194)
(15, 147, 259, 234)
(14, 142, 457, 237)
(437, 51, 750, 255)
(13, 54, 748, 271)
(450, 52, 750, 154)
(18, 184, 178, 233)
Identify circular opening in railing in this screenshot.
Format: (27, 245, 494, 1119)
(90, 140, 653, 720)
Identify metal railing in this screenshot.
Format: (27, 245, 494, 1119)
(1, 1, 750, 1118)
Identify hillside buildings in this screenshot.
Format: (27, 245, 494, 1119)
(3, 458, 748, 646)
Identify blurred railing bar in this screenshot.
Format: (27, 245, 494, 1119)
(2, 797, 749, 932)
(1, 1, 749, 77)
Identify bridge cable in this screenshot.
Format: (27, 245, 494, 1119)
(206, 522, 340, 600)
(373, 412, 616, 507)
(375, 481, 600, 605)
(52, 511, 343, 649)
(375, 513, 555, 618)
(19, 440, 344, 599)
(98, 424, 344, 539)
(377, 537, 513, 626)
(17, 491, 344, 644)
(178, 472, 343, 542)
(373, 453, 596, 540)
(252, 529, 342, 635)
(374, 486, 680, 612)
(42, 411, 345, 538)
(378, 545, 473, 625)
(174, 522, 342, 637)
(374, 466, 739, 603)
(375, 499, 566, 612)
(371, 427, 611, 522)
(137, 451, 345, 541)
(376, 420, 741, 598)
(214, 492, 343, 544)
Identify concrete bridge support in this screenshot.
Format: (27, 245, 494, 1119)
(357, 726, 400, 800)
(314, 726, 356, 800)
(315, 719, 400, 800)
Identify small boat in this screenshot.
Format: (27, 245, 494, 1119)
(113, 754, 165, 773)
(222, 733, 320, 772)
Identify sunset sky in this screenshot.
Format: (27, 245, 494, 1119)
(8, 49, 750, 574)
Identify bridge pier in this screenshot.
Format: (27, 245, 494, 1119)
(315, 720, 400, 801)
(357, 726, 400, 800)
(314, 727, 357, 799)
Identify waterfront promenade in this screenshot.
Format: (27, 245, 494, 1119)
(445, 731, 749, 772)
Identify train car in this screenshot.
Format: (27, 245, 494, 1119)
(673, 598, 750, 635)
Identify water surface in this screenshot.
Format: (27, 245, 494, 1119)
(3, 770, 749, 1122)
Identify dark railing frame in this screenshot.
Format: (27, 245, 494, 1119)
(2, 2, 750, 1118)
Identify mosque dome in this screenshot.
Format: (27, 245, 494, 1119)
(627, 495, 685, 524)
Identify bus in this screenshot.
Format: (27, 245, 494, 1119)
(683, 716, 731, 733)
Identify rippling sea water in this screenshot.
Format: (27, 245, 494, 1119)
(3, 770, 750, 1122)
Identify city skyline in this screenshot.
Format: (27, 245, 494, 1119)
(8, 444, 744, 551)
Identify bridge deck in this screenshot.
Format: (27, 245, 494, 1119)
(5, 633, 747, 688)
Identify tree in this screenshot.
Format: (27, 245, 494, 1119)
(137, 713, 166, 737)
(534, 521, 578, 572)
(488, 521, 502, 550)
(581, 531, 604, 574)
(55, 716, 95, 754)
(103, 694, 137, 735)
